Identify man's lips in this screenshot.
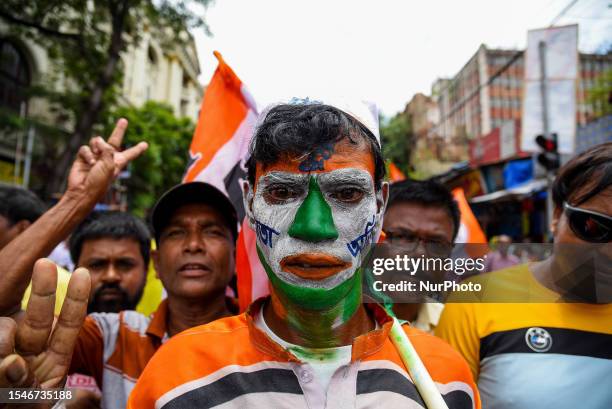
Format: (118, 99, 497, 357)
(98, 289, 122, 300)
(280, 253, 352, 280)
(178, 262, 210, 277)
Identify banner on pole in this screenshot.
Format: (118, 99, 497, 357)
(521, 24, 578, 154)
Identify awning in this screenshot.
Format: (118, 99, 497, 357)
(469, 178, 548, 204)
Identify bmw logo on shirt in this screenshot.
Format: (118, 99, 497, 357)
(525, 327, 553, 352)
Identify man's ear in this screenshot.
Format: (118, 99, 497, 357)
(551, 205, 563, 236)
(377, 182, 389, 214)
(151, 249, 160, 279)
(14, 220, 31, 235)
(242, 180, 255, 227)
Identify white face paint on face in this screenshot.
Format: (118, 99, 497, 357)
(244, 167, 386, 290)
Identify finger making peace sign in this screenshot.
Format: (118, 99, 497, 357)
(0, 259, 91, 407)
(66, 118, 148, 203)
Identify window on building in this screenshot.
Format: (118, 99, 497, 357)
(180, 74, 190, 117)
(145, 46, 159, 101)
(0, 39, 31, 113)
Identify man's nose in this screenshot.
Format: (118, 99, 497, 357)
(185, 230, 205, 252)
(101, 265, 121, 283)
(288, 176, 338, 242)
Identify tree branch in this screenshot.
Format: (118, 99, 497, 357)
(0, 10, 80, 40)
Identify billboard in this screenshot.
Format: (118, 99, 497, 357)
(521, 24, 578, 154)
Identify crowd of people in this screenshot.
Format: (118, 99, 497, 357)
(0, 102, 610, 409)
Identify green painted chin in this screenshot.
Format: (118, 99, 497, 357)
(256, 246, 362, 312)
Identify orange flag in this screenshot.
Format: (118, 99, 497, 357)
(388, 162, 407, 182)
(452, 187, 488, 257)
(182, 52, 268, 311)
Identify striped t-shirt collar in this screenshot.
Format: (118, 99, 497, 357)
(245, 297, 394, 363)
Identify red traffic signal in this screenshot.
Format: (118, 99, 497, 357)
(535, 133, 560, 171)
(535, 134, 558, 152)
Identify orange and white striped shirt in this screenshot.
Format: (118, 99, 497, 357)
(69, 300, 170, 408)
(128, 298, 480, 409)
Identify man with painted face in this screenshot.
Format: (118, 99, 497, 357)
(129, 102, 480, 409)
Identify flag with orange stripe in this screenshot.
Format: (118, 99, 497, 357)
(388, 162, 406, 182)
(184, 51, 258, 214)
(183, 52, 267, 311)
(452, 187, 488, 257)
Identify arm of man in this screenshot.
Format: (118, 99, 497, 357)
(0, 119, 147, 316)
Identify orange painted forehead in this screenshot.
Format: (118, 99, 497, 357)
(254, 137, 376, 186)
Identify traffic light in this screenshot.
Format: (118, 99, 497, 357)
(535, 133, 560, 171)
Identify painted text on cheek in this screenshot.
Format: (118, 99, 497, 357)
(347, 214, 376, 257)
(255, 219, 280, 248)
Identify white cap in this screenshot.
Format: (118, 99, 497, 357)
(258, 96, 381, 146)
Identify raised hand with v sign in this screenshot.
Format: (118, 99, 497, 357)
(65, 118, 148, 204)
(0, 259, 90, 408)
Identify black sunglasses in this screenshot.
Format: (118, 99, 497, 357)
(563, 202, 612, 243)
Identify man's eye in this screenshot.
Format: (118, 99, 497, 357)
(204, 228, 226, 237)
(265, 186, 301, 203)
(331, 188, 364, 203)
(165, 229, 184, 238)
(117, 260, 136, 270)
(88, 261, 106, 270)
(385, 232, 416, 243)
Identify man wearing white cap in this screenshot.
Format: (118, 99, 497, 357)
(129, 102, 480, 409)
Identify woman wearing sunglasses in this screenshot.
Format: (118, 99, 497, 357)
(436, 142, 612, 409)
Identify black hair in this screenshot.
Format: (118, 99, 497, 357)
(0, 185, 46, 225)
(246, 103, 386, 189)
(387, 179, 461, 240)
(69, 211, 151, 267)
(552, 142, 612, 208)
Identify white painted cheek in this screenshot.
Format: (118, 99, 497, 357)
(251, 193, 302, 267)
(332, 196, 379, 263)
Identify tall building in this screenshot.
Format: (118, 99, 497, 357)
(431, 45, 524, 149)
(425, 44, 611, 162)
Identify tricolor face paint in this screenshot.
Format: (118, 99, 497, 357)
(243, 138, 388, 312)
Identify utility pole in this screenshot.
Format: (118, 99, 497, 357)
(538, 40, 554, 240)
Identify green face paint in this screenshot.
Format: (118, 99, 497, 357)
(257, 245, 361, 324)
(288, 176, 339, 242)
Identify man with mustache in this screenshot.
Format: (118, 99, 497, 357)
(62, 211, 151, 407)
(67, 182, 238, 408)
(381, 179, 460, 334)
(129, 102, 480, 409)
(69, 211, 151, 314)
(0, 120, 238, 408)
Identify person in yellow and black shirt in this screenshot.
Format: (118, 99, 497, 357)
(436, 142, 612, 409)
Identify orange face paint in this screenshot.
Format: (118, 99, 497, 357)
(253, 137, 375, 192)
(280, 253, 353, 280)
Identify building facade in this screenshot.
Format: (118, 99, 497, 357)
(0, 22, 203, 187)
(120, 28, 203, 120)
(420, 44, 611, 164)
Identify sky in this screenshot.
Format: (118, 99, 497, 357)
(190, 0, 611, 117)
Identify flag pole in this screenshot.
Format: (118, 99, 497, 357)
(388, 314, 450, 409)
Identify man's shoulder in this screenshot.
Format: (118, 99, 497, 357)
(405, 324, 466, 360)
(85, 310, 152, 341)
(159, 313, 249, 354)
(404, 324, 475, 381)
